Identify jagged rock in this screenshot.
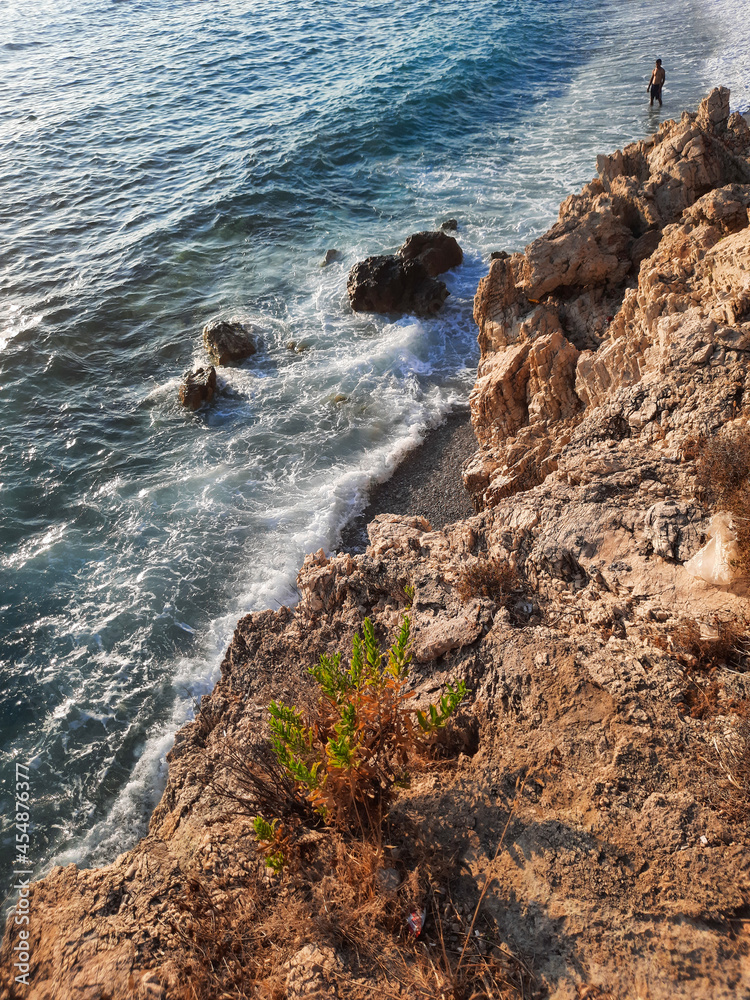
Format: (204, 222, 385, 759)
(519, 210, 633, 300)
(470, 329, 580, 448)
(441, 218, 458, 231)
(697, 85, 730, 133)
(398, 230, 463, 276)
(178, 366, 216, 410)
(644, 501, 705, 562)
(202, 318, 258, 366)
(468, 87, 750, 511)
(347, 253, 449, 317)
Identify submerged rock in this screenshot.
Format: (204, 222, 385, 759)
(178, 365, 216, 410)
(320, 248, 342, 267)
(202, 318, 258, 366)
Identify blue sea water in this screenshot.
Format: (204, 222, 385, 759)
(0, 0, 748, 885)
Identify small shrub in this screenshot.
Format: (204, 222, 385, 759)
(693, 426, 750, 573)
(652, 615, 749, 673)
(456, 557, 537, 626)
(266, 614, 466, 833)
(456, 557, 520, 603)
(710, 710, 750, 823)
(252, 816, 288, 874)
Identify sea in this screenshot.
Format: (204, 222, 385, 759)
(1, 0, 748, 889)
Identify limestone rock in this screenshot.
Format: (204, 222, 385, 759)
(285, 944, 342, 999)
(519, 210, 633, 300)
(202, 318, 258, 366)
(644, 500, 704, 562)
(178, 365, 216, 410)
(468, 87, 750, 511)
(696, 85, 730, 133)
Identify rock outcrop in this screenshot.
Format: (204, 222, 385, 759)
(3, 90, 749, 1000)
(347, 230, 462, 317)
(178, 365, 216, 410)
(468, 87, 750, 508)
(202, 318, 258, 366)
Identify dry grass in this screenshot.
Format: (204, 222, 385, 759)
(455, 558, 520, 603)
(709, 709, 750, 824)
(455, 558, 537, 627)
(692, 425, 750, 574)
(166, 822, 533, 1000)
(650, 615, 750, 676)
(165, 774, 536, 1000)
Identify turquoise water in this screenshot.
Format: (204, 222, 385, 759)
(0, 0, 747, 881)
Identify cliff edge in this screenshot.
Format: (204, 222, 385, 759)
(2, 89, 749, 1000)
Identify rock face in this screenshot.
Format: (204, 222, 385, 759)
(347, 230, 462, 317)
(178, 365, 216, 409)
(3, 89, 750, 1000)
(468, 86, 750, 508)
(202, 318, 257, 366)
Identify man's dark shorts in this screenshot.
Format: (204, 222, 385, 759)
(650, 84, 662, 101)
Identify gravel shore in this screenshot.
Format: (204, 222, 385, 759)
(339, 408, 477, 552)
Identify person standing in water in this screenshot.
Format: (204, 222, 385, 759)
(648, 58, 665, 106)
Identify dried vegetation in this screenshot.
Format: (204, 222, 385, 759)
(167, 619, 533, 1000)
(690, 424, 750, 573)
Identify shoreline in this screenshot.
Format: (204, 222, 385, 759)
(338, 407, 477, 552)
(6, 87, 750, 1000)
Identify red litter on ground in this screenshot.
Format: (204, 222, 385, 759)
(407, 908, 426, 936)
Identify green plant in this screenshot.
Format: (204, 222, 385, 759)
(265, 614, 466, 832)
(252, 815, 287, 874)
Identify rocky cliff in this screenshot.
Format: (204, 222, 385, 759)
(2, 89, 749, 1000)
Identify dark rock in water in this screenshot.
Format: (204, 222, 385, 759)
(202, 318, 258, 366)
(347, 254, 449, 317)
(490, 250, 510, 261)
(179, 366, 216, 410)
(320, 248, 342, 267)
(440, 218, 458, 231)
(398, 230, 463, 276)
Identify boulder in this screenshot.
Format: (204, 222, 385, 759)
(320, 248, 342, 267)
(178, 366, 216, 410)
(347, 254, 449, 317)
(202, 318, 258, 366)
(398, 230, 463, 276)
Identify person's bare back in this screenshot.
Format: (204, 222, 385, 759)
(648, 58, 666, 106)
